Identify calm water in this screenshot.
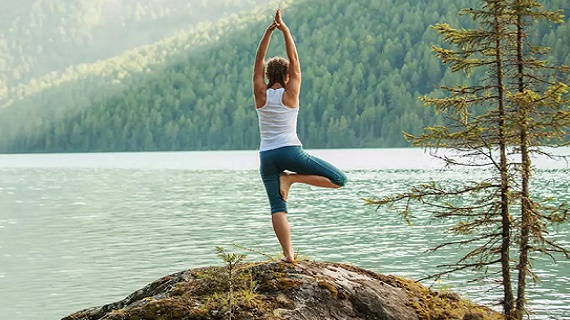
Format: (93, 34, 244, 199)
(0, 149, 569, 320)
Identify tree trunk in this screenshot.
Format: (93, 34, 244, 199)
(494, 5, 515, 318)
(515, 6, 531, 319)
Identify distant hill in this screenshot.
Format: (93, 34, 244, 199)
(0, 1, 36, 29)
(0, 0, 568, 153)
(0, 0, 267, 87)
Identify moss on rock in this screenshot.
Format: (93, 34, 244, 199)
(63, 260, 502, 320)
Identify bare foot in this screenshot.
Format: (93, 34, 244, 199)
(281, 250, 295, 263)
(279, 172, 294, 201)
(281, 257, 295, 264)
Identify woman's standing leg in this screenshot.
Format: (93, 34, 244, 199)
(271, 212, 294, 262)
(260, 150, 295, 262)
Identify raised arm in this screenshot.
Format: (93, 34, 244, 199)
(275, 9, 301, 102)
(253, 21, 278, 105)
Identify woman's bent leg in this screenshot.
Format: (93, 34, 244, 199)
(279, 172, 339, 201)
(279, 148, 347, 200)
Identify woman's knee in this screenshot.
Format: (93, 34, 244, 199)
(270, 198, 288, 214)
(332, 171, 347, 187)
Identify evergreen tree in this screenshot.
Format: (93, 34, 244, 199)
(506, 1, 570, 317)
(365, 0, 569, 318)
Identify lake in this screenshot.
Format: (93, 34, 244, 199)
(0, 148, 569, 319)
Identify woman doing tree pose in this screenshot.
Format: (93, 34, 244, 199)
(253, 9, 347, 263)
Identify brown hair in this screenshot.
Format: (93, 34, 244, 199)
(266, 57, 289, 88)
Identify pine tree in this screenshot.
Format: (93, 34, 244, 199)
(505, 1, 570, 317)
(366, 0, 569, 318)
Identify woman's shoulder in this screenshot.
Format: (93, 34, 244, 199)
(282, 87, 299, 109)
(254, 87, 268, 109)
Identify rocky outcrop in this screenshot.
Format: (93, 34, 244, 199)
(62, 260, 501, 320)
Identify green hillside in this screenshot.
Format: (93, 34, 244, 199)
(0, 0, 569, 153)
(0, 0, 268, 88)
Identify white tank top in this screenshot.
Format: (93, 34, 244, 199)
(256, 88, 302, 152)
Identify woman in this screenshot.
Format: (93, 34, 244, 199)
(253, 9, 347, 263)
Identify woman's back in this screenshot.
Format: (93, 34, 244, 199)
(256, 88, 302, 152)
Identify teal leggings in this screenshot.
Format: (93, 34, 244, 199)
(259, 146, 347, 214)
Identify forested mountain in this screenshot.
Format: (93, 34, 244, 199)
(0, 0, 568, 153)
(0, 0, 266, 88)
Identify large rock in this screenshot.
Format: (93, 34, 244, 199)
(62, 260, 501, 320)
